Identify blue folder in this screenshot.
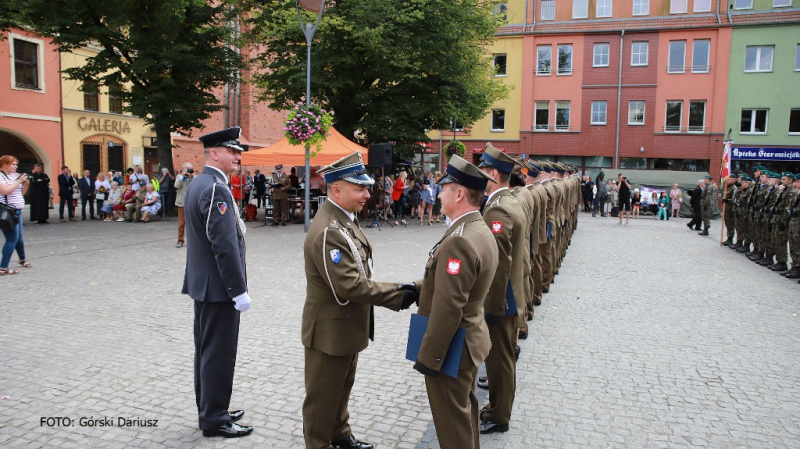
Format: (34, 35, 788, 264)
(504, 280, 518, 316)
(406, 313, 466, 378)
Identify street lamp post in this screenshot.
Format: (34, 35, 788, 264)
(297, 1, 325, 232)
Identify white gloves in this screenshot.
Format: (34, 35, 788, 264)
(233, 293, 252, 313)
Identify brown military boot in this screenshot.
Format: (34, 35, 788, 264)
(771, 263, 788, 272)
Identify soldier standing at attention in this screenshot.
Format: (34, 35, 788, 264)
(540, 163, 557, 292)
(721, 176, 738, 246)
(748, 172, 771, 261)
(302, 152, 417, 449)
(525, 162, 547, 308)
(699, 175, 716, 236)
(766, 172, 795, 272)
(475, 143, 528, 434)
(182, 126, 253, 438)
(732, 175, 753, 252)
(782, 174, 800, 280)
(271, 164, 290, 226)
(410, 155, 498, 449)
(757, 172, 782, 266)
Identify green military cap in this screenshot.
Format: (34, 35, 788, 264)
(794, 174, 800, 181)
(704, 175, 713, 180)
(782, 171, 794, 178)
(318, 151, 374, 186)
(478, 143, 517, 174)
(768, 171, 780, 179)
(438, 154, 496, 191)
(741, 175, 752, 182)
(753, 165, 765, 171)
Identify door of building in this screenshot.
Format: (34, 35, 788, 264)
(144, 147, 160, 179)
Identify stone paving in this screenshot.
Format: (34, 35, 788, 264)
(1, 209, 799, 448)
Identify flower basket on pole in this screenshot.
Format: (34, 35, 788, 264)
(284, 102, 334, 157)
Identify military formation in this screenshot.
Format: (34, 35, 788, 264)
(725, 166, 800, 281)
(183, 126, 582, 448)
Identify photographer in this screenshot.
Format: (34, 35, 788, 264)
(174, 163, 194, 248)
(0, 155, 31, 275)
(617, 173, 632, 225)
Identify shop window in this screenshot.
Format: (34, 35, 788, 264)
(740, 109, 768, 134)
(13, 38, 40, 89)
(84, 80, 99, 111)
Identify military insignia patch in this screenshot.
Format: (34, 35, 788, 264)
(217, 202, 227, 215)
(447, 258, 461, 275)
(330, 249, 342, 264)
(491, 221, 503, 233)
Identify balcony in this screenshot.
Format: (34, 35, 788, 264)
(540, 1, 555, 21)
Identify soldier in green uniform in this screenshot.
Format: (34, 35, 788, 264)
(476, 143, 528, 434)
(721, 175, 738, 246)
(699, 175, 716, 236)
(782, 174, 800, 280)
(748, 171, 770, 260)
(411, 155, 499, 449)
(756, 172, 782, 267)
(301, 152, 417, 449)
(766, 172, 795, 272)
(732, 175, 753, 252)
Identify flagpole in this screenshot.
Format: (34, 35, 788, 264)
(719, 138, 732, 246)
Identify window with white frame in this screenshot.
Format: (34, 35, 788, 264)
(12, 37, 42, 90)
(591, 101, 608, 124)
(537, 45, 552, 75)
(557, 45, 573, 75)
(668, 41, 686, 73)
(789, 109, 800, 134)
(628, 101, 645, 125)
(744, 46, 773, 72)
(491, 109, 506, 131)
(593, 43, 610, 67)
(573, 0, 588, 18)
(670, 0, 688, 13)
(694, 0, 712, 12)
(740, 109, 768, 134)
(631, 41, 649, 66)
(493, 54, 507, 77)
(665, 101, 682, 132)
(541, 0, 555, 20)
(795, 44, 799, 71)
(773, 0, 792, 7)
(734, 0, 753, 9)
(493, 3, 508, 21)
(688, 101, 706, 132)
(692, 40, 710, 73)
(556, 101, 570, 130)
(597, 0, 612, 17)
(535, 101, 550, 130)
(633, 0, 649, 15)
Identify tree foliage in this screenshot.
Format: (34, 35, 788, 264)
(3, 0, 247, 172)
(249, 0, 508, 155)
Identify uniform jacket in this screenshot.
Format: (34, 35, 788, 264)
(482, 189, 528, 320)
(302, 200, 405, 357)
(181, 167, 247, 302)
(770, 185, 792, 224)
(528, 183, 547, 245)
(271, 172, 290, 200)
(58, 173, 75, 197)
(543, 181, 556, 227)
(701, 183, 717, 208)
(413, 211, 498, 372)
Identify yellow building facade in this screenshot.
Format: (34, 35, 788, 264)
(61, 46, 155, 177)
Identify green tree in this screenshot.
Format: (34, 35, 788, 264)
(3, 0, 246, 173)
(250, 0, 508, 155)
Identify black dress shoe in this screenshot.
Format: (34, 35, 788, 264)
(332, 435, 374, 449)
(477, 377, 489, 390)
(515, 345, 521, 361)
(479, 419, 509, 434)
(202, 421, 253, 438)
(518, 332, 528, 340)
(229, 410, 244, 422)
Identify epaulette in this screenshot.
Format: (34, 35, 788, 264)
(330, 219, 339, 229)
(450, 222, 465, 237)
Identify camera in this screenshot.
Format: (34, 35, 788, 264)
(186, 168, 194, 174)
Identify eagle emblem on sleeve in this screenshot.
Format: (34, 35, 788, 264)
(447, 258, 461, 275)
(491, 221, 502, 233)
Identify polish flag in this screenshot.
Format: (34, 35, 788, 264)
(720, 140, 731, 181)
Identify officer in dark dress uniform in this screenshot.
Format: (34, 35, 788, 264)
(182, 126, 253, 438)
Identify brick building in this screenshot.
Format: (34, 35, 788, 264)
(430, 0, 800, 178)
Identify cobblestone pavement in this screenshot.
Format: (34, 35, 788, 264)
(1, 211, 799, 448)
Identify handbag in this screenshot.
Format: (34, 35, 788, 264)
(72, 191, 80, 199)
(96, 193, 106, 200)
(0, 199, 17, 231)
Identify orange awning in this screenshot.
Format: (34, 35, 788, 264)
(241, 127, 368, 166)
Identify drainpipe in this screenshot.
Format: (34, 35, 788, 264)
(57, 46, 65, 169)
(524, 0, 528, 29)
(727, 2, 732, 23)
(530, 0, 537, 32)
(614, 30, 624, 169)
(715, 0, 721, 25)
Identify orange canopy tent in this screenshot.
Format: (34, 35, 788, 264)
(241, 127, 369, 166)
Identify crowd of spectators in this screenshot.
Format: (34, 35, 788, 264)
(581, 171, 684, 223)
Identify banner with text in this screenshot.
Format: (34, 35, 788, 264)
(731, 147, 800, 162)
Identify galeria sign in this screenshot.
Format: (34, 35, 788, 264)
(78, 117, 131, 134)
